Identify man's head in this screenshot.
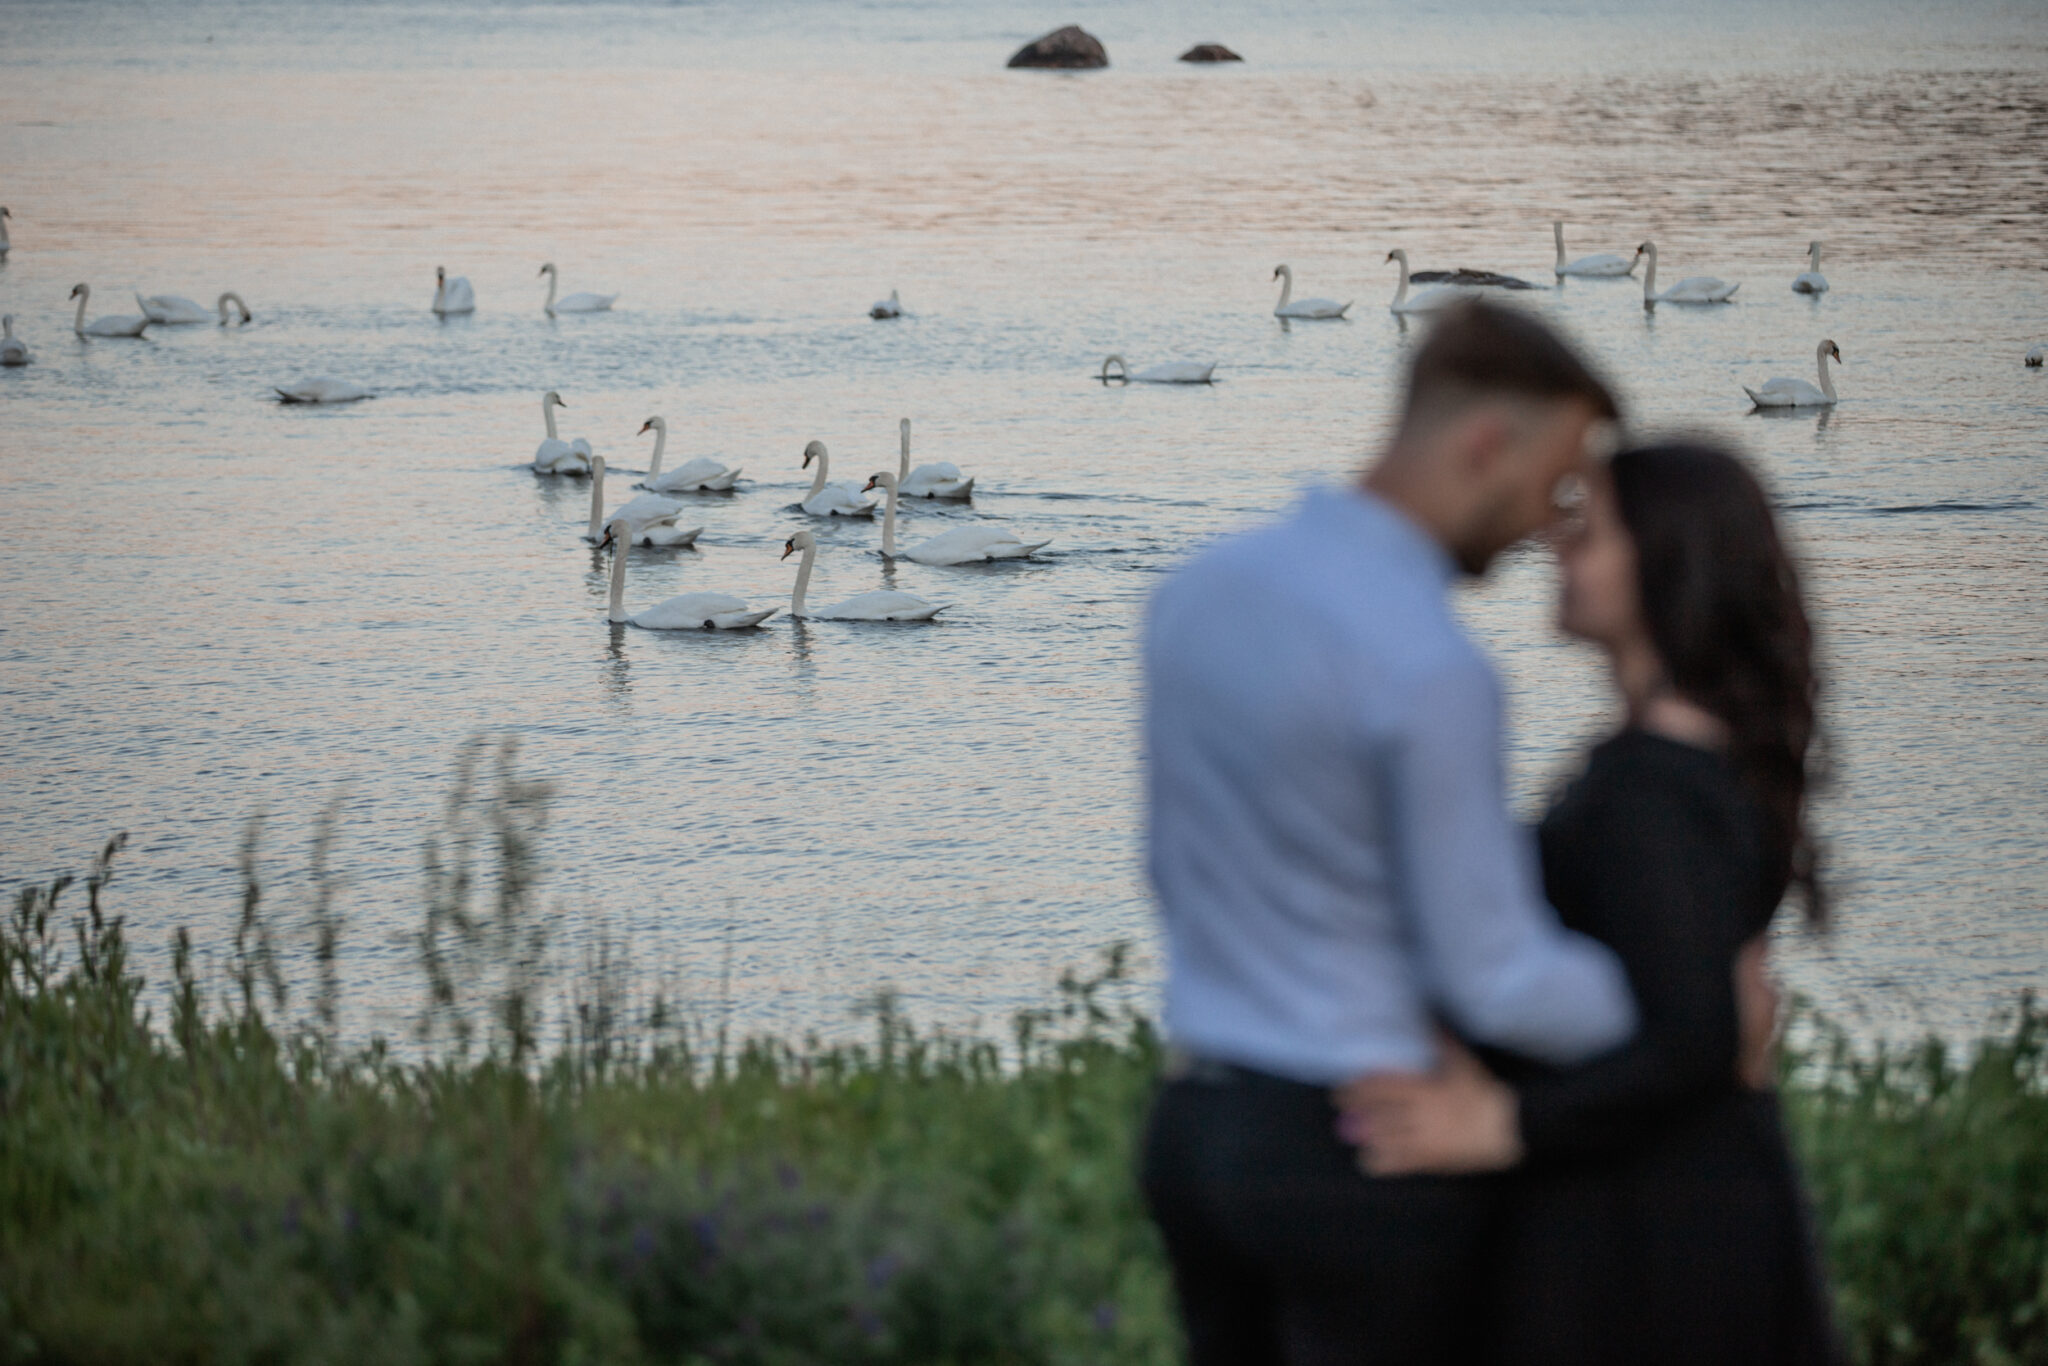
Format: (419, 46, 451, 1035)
(1367, 302, 1619, 575)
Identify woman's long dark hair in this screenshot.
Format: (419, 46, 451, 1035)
(1609, 441, 1826, 925)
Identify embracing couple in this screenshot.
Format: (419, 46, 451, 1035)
(1140, 303, 1840, 1365)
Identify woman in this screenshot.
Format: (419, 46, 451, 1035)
(1338, 440, 1840, 1364)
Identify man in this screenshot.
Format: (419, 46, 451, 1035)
(1140, 301, 1636, 1365)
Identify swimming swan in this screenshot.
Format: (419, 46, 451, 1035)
(137, 291, 252, 325)
(866, 471, 1048, 565)
(1271, 265, 1351, 319)
(1745, 340, 1842, 408)
(637, 417, 741, 492)
(602, 519, 774, 629)
(781, 529, 945, 621)
(431, 267, 475, 315)
(1, 315, 30, 366)
(69, 284, 150, 338)
(1386, 251, 1479, 315)
(895, 418, 974, 499)
(583, 455, 701, 545)
(798, 441, 877, 517)
(275, 377, 373, 403)
(2027, 345, 2044, 368)
(870, 289, 903, 319)
(539, 263, 616, 315)
(533, 390, 594, 475)
(1792, 241, 1830, 294)
(1100, 354, 1217, 384)
(1552, 221, 1640, 278)
(1640, 242, 1739, 305)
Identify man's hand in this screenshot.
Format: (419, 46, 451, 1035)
(1734, 934, 1781, 1091)
(1333, 1035, 1523, 1176)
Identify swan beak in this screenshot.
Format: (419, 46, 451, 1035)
(1385, 251, 1395, 262)
(780, 541, 796, 560)
(637, 421, 651, 434)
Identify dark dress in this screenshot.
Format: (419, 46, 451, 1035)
(1488, 730, 1839, 1366)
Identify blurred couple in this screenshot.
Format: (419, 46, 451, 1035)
(1140, 302, 1840, 1365)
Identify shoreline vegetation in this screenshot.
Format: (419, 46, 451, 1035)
(3, 743, 2043, 1364)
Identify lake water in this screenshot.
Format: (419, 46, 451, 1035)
(2, 0, 2044, 1049)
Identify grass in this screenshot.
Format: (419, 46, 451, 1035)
(2, 740, 2044, 1364)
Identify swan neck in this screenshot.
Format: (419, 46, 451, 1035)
(1275, 268, 1292, 310)
(805, 450, 828, 498)
(1818, 347, 1836, 401)
(1393, 255, 1409, 305)
(899, 423, 910, 480)
(607, 538, 628, 622)
(587, 470, 605, 540)
(791, 544, 815, 617)
(1553, 222, 1567, 270)
(73, 289, 88, 335)
(217, 292, 248, 323)
(882, 481, 897, 557)
(647, 424, 665, 477)
(543, 268, 557, 313)
(543, 396, 559, 441)
(1641, 248, 1657, 300)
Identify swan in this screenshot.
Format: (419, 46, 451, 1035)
(137, 291, 253, 325)
(1553, 221, 1640, 278)
(2027, 345, 2044, 368)
(636, 417, 741, 492)
(1271, 265, 1351, 319)
(539, 263, 616, 315)
(0, 206, 10, 256)
(275, 377, 372, 404)
(533, 390, 594, 475)
(895, 418, 974, 499)
(1640, 242, 1739, 305)
(870, 289, 903, 319)
(601, 518, 774, 630)
(1, 315, 29, 366)
(69, 284, 150, 338)
(1745, 340, 1841, 408)
(1792, 241, 1830, 294)
(1386, 250, 1480, 315)
(798, 441, 877, 517)
(782, 530, 945, 621)
(432, 267, 475, 315)
(866, 471, 1049, 565)
(583, 455, 701, 545)
(1100, 354, 1217, 384)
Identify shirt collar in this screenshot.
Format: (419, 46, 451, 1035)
(1304, 484, 1459, 586)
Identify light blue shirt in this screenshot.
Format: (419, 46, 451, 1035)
(1145, 486, 1636, 1084)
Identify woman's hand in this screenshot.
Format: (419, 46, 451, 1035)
(1734, 935, 1781, 1091)
(1333, 1035, 1524, 1176)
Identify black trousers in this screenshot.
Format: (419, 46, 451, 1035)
(1141, 1068, 1498, 1366)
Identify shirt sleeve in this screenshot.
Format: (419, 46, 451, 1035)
(1382, 656, 1636, 1065)
(1514, 766, 1751, 1160)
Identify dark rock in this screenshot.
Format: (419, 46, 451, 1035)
(1179, 43, 1243, 63)
(1008, 25, 1108, 69)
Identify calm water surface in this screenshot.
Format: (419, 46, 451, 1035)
(2, 0, 2044, 1046)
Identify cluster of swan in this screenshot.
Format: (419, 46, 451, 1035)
(429, 263, 618, 316)
(533, 390, 595, 473)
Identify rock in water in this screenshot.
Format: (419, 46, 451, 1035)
(1007, 25, 1108, 69)
(1179, 43, 1243, 63)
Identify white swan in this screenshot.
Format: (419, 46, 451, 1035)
(137, 290, 251, 325)
(870, 289, 903, 319)
(583, 455, 701, 545)
(1745, 340, 1841, 408)
(637, 417, 741, 492)
(1386, 250, 1480, 315)
(539, 263, 616, 315)
(798, 441, 877, 517)
(0, 207, 10, 256)
(1, 315, 30, 366)
(69, 284, 150, 338)
(275, 377, 372, 404)
(533, 390, 594, 475)
(782, 529, 945, 621)
(602, 518, 774, 630)
(1272, 265, 1351, 319)
(895, 418, 974, 499)
(1101, 354, 1217, 384)
(866, 471, 1048, 566)
(1792, 241, 1830, 295)
(2027, 345, 2044, 368)
(1640, 242, 1739, 305)
(1553, 221, 1639, 278)
(432, 267, 475, 315)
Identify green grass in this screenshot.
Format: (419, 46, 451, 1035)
(2, 745, 2044, 1364)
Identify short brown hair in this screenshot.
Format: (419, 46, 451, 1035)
(1399, 301, 1619, 431)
